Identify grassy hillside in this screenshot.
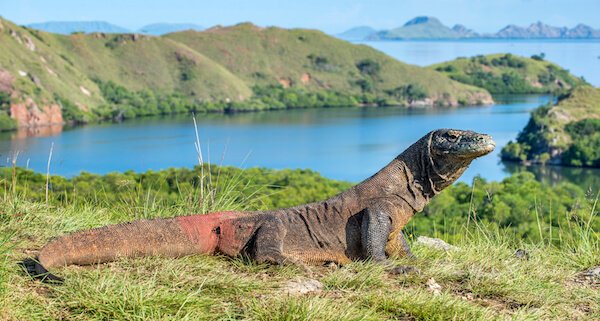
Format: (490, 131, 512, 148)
(0, 19, 104, 127)
(166, 23, 490, 105)
(431, 54, 586, 94)
(501, 86, 600, 167)
(0, 166, 597, 320)
(0, 17, 493, 131)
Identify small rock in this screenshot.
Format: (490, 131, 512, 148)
(426, 277, 442, 295)
(416, 236, 458, 251)
(80, 86, 91, 96)
(577, 266, 600, 285)
(282, 279, 323, 295)
(514, 249, 530, 260)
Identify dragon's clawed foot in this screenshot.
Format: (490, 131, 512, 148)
(388, 265, 420, 275)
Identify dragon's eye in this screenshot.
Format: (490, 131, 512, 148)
(445, 132, 459, 142)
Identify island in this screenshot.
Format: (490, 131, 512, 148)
(501, 86, 600, 167)
(430, 54, 586, 94)
(0, 17, 491, 132)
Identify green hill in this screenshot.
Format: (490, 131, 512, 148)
(371, 17, 461, 40)
(165, 23, 491, 106)
(501, 86, 600, 167)
(430, 54, 586, 94)
(0, 17, 492, 131)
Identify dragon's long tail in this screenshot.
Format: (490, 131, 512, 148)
(20, 212, 235, 283)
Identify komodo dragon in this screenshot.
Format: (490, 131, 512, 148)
(22, 129, 495, 282)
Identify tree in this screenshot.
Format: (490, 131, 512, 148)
(356, 59, 381, 77)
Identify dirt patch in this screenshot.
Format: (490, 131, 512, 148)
(24, 35, 36, 51)
(300, 72, 311, 85)
(0, 68, 14, 93)
(278, 77, 292, 88)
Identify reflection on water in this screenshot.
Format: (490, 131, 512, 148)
(0, 94, 597, 191)
(0, 124, 63, 140)
(503, 161, 600, 192)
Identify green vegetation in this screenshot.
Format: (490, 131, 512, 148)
(0, 17, 492, 132)
(502, 87, 600, 167)
(0, 91, 16, 131)
(563, 119, 600, 167)
(1, 165, 597, 244)
(431, 54, 586, 94)
(0, 165, 597, 319)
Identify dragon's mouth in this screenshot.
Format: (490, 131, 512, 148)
(460, 135, 496, 158)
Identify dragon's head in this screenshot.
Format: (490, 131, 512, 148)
(430, 129, 495, 160)
(416, 129, 496, 193)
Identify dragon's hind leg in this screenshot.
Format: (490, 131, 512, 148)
(251, 215, 296, 265)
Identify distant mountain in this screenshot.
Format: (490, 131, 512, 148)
(336, 26, 377, 41)
(137, 23, 204, 36)
(342, 17, 600, 40)
(451, 24, 478, 38)
(369, 16, 466, 40)
(495, 21, 600, 38)
(27, 21, 130, 35)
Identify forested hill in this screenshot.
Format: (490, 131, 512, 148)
(0, 17, 491, 132)
(430, 54, 586, 94)
(501, 86, 600, 167)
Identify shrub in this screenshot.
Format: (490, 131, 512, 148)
(356, 59, 381, 77)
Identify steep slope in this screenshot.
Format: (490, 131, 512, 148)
(0, 19, 104, 130)
(0, 17, 493, 131)
(0, 18, 251, 130)
(166, 23, 492, 106)
(430, 54, 586, 94)
(26, 21, 130, 35)
(47, 33, 251, 100)
(501, 86, 600, 167)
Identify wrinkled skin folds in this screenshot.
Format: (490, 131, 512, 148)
(23, 129, 495, 282)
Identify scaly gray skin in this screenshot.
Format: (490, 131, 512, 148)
(21, 129, 495, 282)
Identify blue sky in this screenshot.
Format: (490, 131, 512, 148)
(1, 0, 598, 33)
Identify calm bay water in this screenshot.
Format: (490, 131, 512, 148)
(4, 94, 596, 189)
(1, 40, 599, 190)
(358, 39, 600, 86)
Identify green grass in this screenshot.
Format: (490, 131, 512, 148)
(0, 16, 493, 132)
(0, 167, 598, 320)
(430, 54, 587, 94)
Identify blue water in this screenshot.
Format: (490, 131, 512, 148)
(1, 40, 599, 189)
(0, 95, 555, 184)
(358, 39, 600, 86)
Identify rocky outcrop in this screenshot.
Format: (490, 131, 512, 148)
(10, 97, 63, 128)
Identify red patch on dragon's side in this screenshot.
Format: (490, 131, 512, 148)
(176, 212, 243, 254)
(218, 220, 257, 256)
